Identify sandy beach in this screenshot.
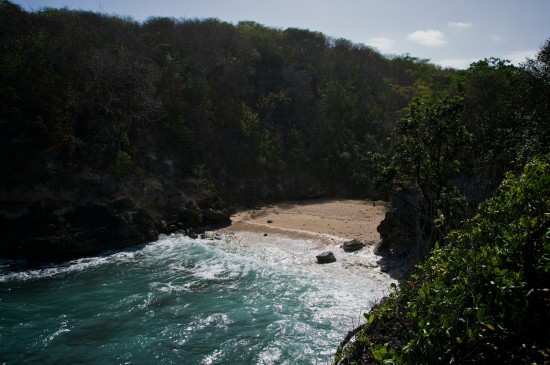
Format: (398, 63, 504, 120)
(222, 199, 388, 245)
(218, 198, 401, 285)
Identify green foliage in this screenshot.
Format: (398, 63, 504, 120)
(285, 127, 309, 170)
(114, 150, 134, 179)
(370, 51, 550, 259)
(1, 2, 457, 200)
(384, 95, 471, 201)
(336, 157, 550, 364)
(191, 164, 217, 199)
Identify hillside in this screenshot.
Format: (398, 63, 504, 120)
(0, 1, 452, 260)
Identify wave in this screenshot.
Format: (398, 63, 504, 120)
(1, 231, 396, 364)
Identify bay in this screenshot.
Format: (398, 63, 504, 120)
(0, 233, 394, 364)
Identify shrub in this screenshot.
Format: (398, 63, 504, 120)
(336, 156, 549, 364)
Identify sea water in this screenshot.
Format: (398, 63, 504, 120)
(0, 233, 395, 364)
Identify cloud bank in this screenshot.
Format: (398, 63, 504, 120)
(407, 30, 447, 46)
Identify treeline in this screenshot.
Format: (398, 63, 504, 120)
(372, 56, 550, 261)
(0, 1, 453, 203)
(335, 40, 550, 364)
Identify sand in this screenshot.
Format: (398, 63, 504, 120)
(216, 198, 403, 287)
(221, 199, 388, 245)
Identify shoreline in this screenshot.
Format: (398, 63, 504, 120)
(221, 198, 388, 244)
(218, 198, 399, 282)
(218, 198, 409, 280)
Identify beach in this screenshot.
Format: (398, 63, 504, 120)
(222, 199, 388, 245)
(218, 199, 402, 281)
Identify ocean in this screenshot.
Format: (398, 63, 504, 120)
(0, 232, 395, 364)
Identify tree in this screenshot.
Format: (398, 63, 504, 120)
(335, 157, 550, 364)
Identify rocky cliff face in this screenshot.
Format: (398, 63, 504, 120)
(0, 156, 232, 262)
(375, 189, 421, 260)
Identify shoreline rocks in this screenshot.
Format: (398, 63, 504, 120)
(342, 239, 365, 252)
(0, 176, 233, 263)
(316, 251, 336, 264)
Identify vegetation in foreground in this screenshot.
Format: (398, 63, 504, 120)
(335, 158, 549, 364)
(335, 40, 550, 364)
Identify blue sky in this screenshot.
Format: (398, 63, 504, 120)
(13, 0, 550, 69)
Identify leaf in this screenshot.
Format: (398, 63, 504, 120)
(373, 349, 383, 361)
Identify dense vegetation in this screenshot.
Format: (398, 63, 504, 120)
(335, 40, 550, 364)
(370, 55, 550, 261)
(0, 1, 452, 204)
(336, 158, 549, 364)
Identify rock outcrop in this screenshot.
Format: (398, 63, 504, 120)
(375, 188, 422, 260)
(316, 251, 336, 264)
(0, 165, 233, 262)
(342, 239, 365, 252)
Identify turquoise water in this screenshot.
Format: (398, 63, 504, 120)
(0, 233, 392, 364)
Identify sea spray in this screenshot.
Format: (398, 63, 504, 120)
(0, 233, 395, 364)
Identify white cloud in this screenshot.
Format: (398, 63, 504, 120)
(436, 58, 478, 69)
(407, 30, 447, 46)
(366, 37, 394, 52)
(448, 21, 471, 29)
(504, 50, 537, 65)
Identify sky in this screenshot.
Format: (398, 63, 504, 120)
(12, 0, 550, 69)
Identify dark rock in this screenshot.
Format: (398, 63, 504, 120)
(112, 195, 134, 209)
(376, 188, 421, 258)
(342, 239, 364, 252)
(316, 251, 336, 264)
(267, 220, 274, 224)
(178, 207, 203, 227)
(203, 208, 230, 222)
(66, 202, 118, 230)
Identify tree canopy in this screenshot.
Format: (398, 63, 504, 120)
(0, 1, 453, 202)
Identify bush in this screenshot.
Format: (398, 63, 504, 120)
(336, 157, 549, 364)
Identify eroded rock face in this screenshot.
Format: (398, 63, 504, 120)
(203, 208, 230, 223)
(0, 167, 233, 262)
(0, 196, 159, 261)
(376, 189, 420, 258)
(316, 251, 336, 264)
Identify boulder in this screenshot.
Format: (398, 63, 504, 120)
(203, 208, 230, 223)
(178, 207, 203, 227)
(342, 239, 364, 252)
(316, 251, 336, 264)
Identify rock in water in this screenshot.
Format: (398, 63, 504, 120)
(342, 239, 364, 252)
(316, 251, 336, 264)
